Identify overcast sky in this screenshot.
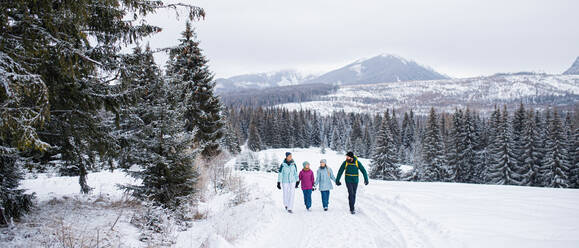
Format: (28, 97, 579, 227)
(144, 0, 579, 79)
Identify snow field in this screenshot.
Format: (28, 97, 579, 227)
(4, 148, 579, 248)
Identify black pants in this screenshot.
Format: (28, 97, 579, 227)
(346, 182, 358, 211)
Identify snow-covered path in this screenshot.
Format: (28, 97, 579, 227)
(221, 148, 579, 248)
(235, 172, 460, 248)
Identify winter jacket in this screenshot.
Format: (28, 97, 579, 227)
(299, 169, 315, 190)
(278, 159, 299, 183)
(315, 166, 336, 191)
(336, 157, 369, 184)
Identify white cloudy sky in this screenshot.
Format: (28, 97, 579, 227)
(143, 0, 579, 78)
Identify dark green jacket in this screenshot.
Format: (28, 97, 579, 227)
(336, 157, 369, 184)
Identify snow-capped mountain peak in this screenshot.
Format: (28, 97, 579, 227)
(305, 53, 449, 85)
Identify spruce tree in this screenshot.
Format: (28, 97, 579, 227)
(247, 117, 263, 152)
(121, 46, 199, 210)
(370, 116, 401, 180)
(0, 153, 34, 226)
(421, 108, 447, 182)
(220, 120, 242, 155)
(488, 106, 519, 185)
(166, 21, 224, 159)
(511, 103, 532, 185)
(542, 110, 570, 188)
(563, 113, 577, 188)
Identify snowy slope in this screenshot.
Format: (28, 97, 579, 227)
(563, 56, 579, 75)
(6, 148, 579, 248)
(276, 74, 579, 115)
(233, 148, 579, 248)
(215, 70, 315, 93)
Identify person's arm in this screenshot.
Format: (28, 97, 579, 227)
(330, 168, 336, 182)
(335, 162, 345, 183)
(293, 165, 300, 182)
(359, 161, 369, 184)
(299, 170, 303, 182)
(315, 170, 320, 186)
(277, 166, 283, 183)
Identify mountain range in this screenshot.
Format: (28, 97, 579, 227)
(215, 54, 448, 92)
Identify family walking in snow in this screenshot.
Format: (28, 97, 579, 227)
(277, 151, 369, 214)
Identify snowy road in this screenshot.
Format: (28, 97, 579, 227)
(236, 172, 461, 248)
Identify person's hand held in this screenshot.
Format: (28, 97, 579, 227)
(295, 182, 300, 188)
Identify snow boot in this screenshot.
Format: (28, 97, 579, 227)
(324, 208, 328, 211)
(285, 206, 287, 210)
(350, 210, 356, 215)
(288, 210, 293, 213)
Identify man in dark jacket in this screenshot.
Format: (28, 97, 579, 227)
(335, 151, 369, 214)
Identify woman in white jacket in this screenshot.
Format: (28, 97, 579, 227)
(277, 152, 299, 213)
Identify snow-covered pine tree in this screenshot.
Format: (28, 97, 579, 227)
(511, 103, 532, 185)
(220, 116, 241, 155)
(389, 110, 401, 157)
(247, 117, 263, 152)
(331, 128, 342, 152)
(0, 153, 34, 226)
(165, 21, 224, 159)
(321, 135, 327, 154)
(400, 111, 416, 164)
(370, 115, 401, 180)
(563, 113, 577, 188)
(570, 113, 579, 188)
(542, 109, 570, 188)
(421, 108, 447, 182)
(310, 113, 322, 147)
(121, 45, 200, 210)
(2, 0, 205, 194)
(488, 106, 520, 185)
(362, 125, 371, 158)
(445, 109, 463, 182)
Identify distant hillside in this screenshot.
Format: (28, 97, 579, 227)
(305, 54, 449, 85)
(275, 74, 579, 116)
(563, 56, 579, 75)
(215, 70, 315, 93)
(215, 54, 448, 92)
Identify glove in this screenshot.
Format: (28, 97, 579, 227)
(312, 187, 316, 191)
(277, 182, 281, 190)
(364, 180, 369, 186)
(336, 181, 341, 186)
(295, 182, 300, 188)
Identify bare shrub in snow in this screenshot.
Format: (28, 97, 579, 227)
(130, 204, 177, 247)
(227, 175, 249, 207)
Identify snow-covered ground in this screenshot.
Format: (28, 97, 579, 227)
(4, 148, 579, 247)
(276, 74, 579, 116)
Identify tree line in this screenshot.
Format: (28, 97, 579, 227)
(222, 104, 578, 188)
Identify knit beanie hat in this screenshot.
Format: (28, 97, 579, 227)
(320, 159, 327, 164)
(346, 151, 355, 158)
(285, 152, 292, 157)
(302, 161, 310, 168)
